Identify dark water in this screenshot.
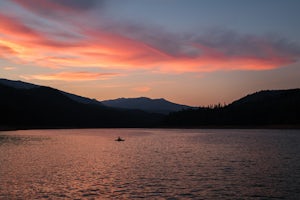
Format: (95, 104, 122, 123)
(0, 129, 300, 199)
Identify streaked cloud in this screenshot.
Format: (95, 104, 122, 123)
(11, 0, 101, 15)
(21, 71, 121, 81)
(0, 1, 299, 75)
(0, 44, 16, 57)
(2, 66, 16, 70)
(0, 0, 299, 106)
(132, 86, 151, 92)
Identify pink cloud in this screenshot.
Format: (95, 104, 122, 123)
(0, 13, 43, 41)
(2, 66, 16, 70)
(132, 86, 151, 92)
(0, 5, 299, 74)
(0, 44, 16, 57)
(22, 71, 121, 81)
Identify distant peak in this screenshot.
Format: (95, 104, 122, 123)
(134, 97, 151, 100)
(101, 96, 192, 114)
(156, 98, 167, 101)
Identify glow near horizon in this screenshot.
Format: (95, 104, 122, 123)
(0, 0, 300, 106)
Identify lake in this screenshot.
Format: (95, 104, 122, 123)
(0, 129, 300, 199)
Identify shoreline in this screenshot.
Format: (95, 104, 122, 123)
(1, 124, 300, 132)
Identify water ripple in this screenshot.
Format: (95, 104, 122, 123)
(1, 129, 300, 199)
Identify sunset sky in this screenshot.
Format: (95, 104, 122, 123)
(1, 0, 300, 106)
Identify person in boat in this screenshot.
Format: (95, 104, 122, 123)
(116, 136, 124, 141)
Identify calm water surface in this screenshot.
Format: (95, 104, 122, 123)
(0, 129, 300, 199)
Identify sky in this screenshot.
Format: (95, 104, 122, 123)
(1, 0, 300, 106)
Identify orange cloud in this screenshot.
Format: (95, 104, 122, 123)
(132, 86, 151, 92)
(21, 72, 121, 81)
(2, 66, 16, 70)
(0, 10, 299, 74)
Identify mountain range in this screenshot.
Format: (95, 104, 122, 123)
(101, 97, 192, 114)
(1, 78, 300, 129)
(0, 79, 164, 129)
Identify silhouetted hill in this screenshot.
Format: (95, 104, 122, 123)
(163, 89, 300, 127)
(0, 79, 163, 129)
(2, 78, 299, 129)
(101, 97, 192, 114)
(0, 78, 103, 106)
(229, 89, 300, 107)
(0, 78, 39, 89)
